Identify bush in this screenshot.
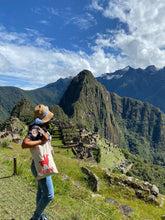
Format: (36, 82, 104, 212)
(92, 148, 101, 163)
(1, 140, 10, 148)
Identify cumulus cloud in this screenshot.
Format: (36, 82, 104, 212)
(1, 0, 165, 89)
(90, 0, 165, 69)
(0, 25, 122, 89)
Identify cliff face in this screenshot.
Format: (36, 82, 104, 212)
(59, 70, 165, 165)
(59, 70, 120, 143)
(110, 93, 165, 164)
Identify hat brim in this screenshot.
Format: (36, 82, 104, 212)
(41, 111, 54, 123)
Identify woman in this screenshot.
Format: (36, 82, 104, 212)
(22, 104, 54, 220)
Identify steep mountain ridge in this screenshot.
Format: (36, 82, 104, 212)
(97, 65, 165, 112)
(110, 93, 165, 164)
(59, 70, 120, 143)
(59, 70, 165, 165)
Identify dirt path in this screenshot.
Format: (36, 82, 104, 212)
(0, 162, 62, 220)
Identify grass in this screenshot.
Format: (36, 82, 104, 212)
(0, 141, 165, 220)
(97, 139, 125, 170)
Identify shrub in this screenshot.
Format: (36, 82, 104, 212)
(1, 140, 10, 148)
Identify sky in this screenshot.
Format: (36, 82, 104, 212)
(0, 0, 165, 90)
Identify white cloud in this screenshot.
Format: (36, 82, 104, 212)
(90, 0, 165, 69)
(89, 0, 104, 11)
(0, 25, 123, 89)
(67, 13, 97, 30)
(1, 0, 165, 89)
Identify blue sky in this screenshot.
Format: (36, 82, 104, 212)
(0, 0, 165, 89)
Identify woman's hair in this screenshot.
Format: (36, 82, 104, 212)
(29, 121, 50, 132)
(38, 121, 50, 131)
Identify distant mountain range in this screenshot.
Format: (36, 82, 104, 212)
(97, 65, 165, 113)
(10, 70, 165, 167)
(0, 77, 71, 122)
(1, 65, 165, 123)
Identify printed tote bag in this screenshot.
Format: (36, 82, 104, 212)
(30, 141, 58, 180)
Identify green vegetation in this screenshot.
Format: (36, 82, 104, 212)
(0, 78, 71, 123)
(2, 70, 165, 167)
(122, 149, 165, 194)
(1, 70, 165, 219)
(0, 142, 165, 220)
(1, 139, 10, 148)
(92, 147, 101, 163)
(11, 98, 34, 124)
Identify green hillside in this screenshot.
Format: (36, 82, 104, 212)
(0, 78, 71, 123)
(59, 70, 165, 166)
(0, 140, 165, 219)
(59, 70, 121, 143)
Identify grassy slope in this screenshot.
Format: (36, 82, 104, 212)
(0, 142, 165, 220)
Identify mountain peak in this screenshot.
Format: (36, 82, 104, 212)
(121, 66, 132, 72)
(59, 70, 97, 116)
(145, 65, 157, 72)
(74, 69, 95, 82)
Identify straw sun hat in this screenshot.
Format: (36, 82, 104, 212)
(33, 104, 54, 124)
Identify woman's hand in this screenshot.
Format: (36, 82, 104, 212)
(22, 133, 49, 149)
(41, 133, 49, 144)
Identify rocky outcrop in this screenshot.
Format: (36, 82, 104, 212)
(104, 172, 161, 205)
(81, 167, 100, 192)
(0, 117, 27, 144)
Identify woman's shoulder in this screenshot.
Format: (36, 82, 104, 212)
(27, 125, 43, 140)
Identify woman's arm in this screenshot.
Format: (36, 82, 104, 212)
(22, 133, 50, 149)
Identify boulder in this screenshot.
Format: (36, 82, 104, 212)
(61, 174, 70, 181)
(151, 185, 159, 197)
(145, 195, 159, 205)
(105, 198, 119, 206)
(135, 190, 145, 199)
(118, 204, 135, 217)
(81, 166, 100, 192)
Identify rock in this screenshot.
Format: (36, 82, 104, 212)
(146, 195, 159, 205)
(7, 144, 13, 149)
(12, 137, 22, 144)
(72, 181, 80, 188)
(105, 198, 119, 206)
(81, 166, 100, 192)
(151, 185, 159, 197)
(104, 172, 112, 183)
(160, 198, 164, 208)
(135, 190, 145, 199)
(118, 204, 135, 217)
(91, 194, 105, 199)
(61, 174, 70, 181)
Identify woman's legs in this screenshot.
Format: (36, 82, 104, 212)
(31, 160, 54, 220)
(36, 183, 45, 218)
(32, 176, 54, 220)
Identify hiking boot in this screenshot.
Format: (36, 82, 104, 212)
(40, 215, 49, 220)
